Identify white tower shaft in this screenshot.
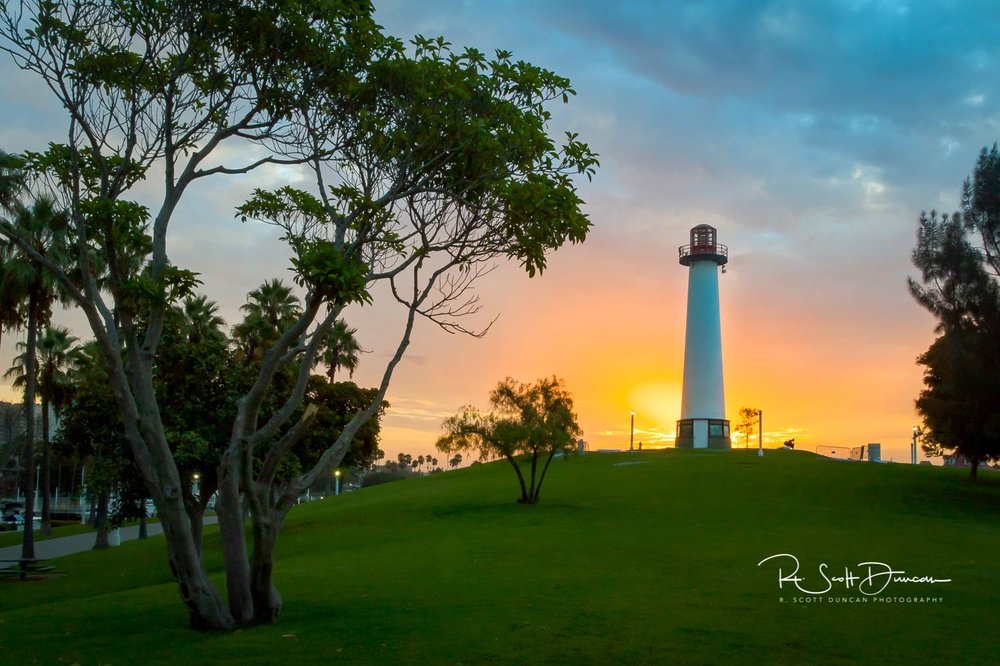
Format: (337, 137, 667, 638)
(680, 261, 725, 420)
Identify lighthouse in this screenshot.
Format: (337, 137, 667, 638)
(676, 224, 731, 449)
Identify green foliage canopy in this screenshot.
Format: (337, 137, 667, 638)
(910, 145, 1000, 479)
(437, 376, 581, 505)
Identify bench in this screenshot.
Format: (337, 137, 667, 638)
(0, 558, 55, 581)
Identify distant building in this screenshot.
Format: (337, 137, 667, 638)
(0, 401, 46, 498)
(864, 443, 881, 462)
(815, 443, 881, 462)
(0, 401, 26, 449)
(943, 453, 973, 467)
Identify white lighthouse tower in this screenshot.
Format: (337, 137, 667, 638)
(676, 224, 731, 449)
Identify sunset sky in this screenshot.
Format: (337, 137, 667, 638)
(2, 1, 999, 465)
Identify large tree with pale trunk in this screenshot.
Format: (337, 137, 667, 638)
(0, 0, 597, 630)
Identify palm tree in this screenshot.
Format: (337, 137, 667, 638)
(0, 196, 71, 555)
(177, 294, 227, 344)
(0, 151, 24, 207)
(0, 150, 26, 362)
(0, 255, 26, 364)
(233, 279, 301, 360)
(316, 319, 364, 381)
(5, 326, 78, 535)
(37, 326, 79, 533)
(36, 326, 78, 420)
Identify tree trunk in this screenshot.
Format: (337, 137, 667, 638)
(156, 494, 236, 630)
(189, 500, 205, 555)
(40, 397, 51, 536)
(20, 290, 38, 561)
(250, 511, 283, 625)
(93, 490, 110, 550)
(113, 348, 235, 630)
(970, 455, 980, 482)
(216, 457, 254, 626)
(40, 445, 51, 536)
(503, 454, 529, 504)
(107, 386, 234, 628)
(139, 511, 147, 540)
(531, 451, 557, 504)
(186, 475, 216, 556)
(527, 450, 539, 498)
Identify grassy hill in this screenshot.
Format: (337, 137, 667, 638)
(1, 449, 998, 664)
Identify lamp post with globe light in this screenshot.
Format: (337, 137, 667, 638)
(630, 412, 635, 452)
(758, 410, 763, 458)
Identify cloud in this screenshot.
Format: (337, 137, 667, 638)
(383, 397, 455, 424)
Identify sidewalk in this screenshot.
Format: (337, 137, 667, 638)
(0, 517, 217, 560)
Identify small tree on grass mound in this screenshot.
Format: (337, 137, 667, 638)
(437, 376, 581, 505)
(736, 407, 760, 449)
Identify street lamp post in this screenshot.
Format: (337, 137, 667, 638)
(630, 412, 635, 452)
(912, 426, 918, 465)
(758, 410, 763, 458)
(80, 466, 87, 524)
(335, 469, 341, 496)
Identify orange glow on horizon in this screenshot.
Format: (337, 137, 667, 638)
(366, 234, 934, 467)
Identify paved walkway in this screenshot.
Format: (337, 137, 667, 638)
(0, 517, 217, 560)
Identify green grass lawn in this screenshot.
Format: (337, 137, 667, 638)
(1, 449, 997, 664)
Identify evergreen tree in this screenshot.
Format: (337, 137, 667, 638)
(909, 146, 1000, 480)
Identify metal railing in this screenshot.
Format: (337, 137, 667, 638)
(678, 243, 728, 260)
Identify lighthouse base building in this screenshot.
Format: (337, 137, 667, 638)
(675, 224, 731, 449)
(675, 418, 731, 449)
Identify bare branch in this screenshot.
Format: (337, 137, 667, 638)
(249, 303, 342, 449)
